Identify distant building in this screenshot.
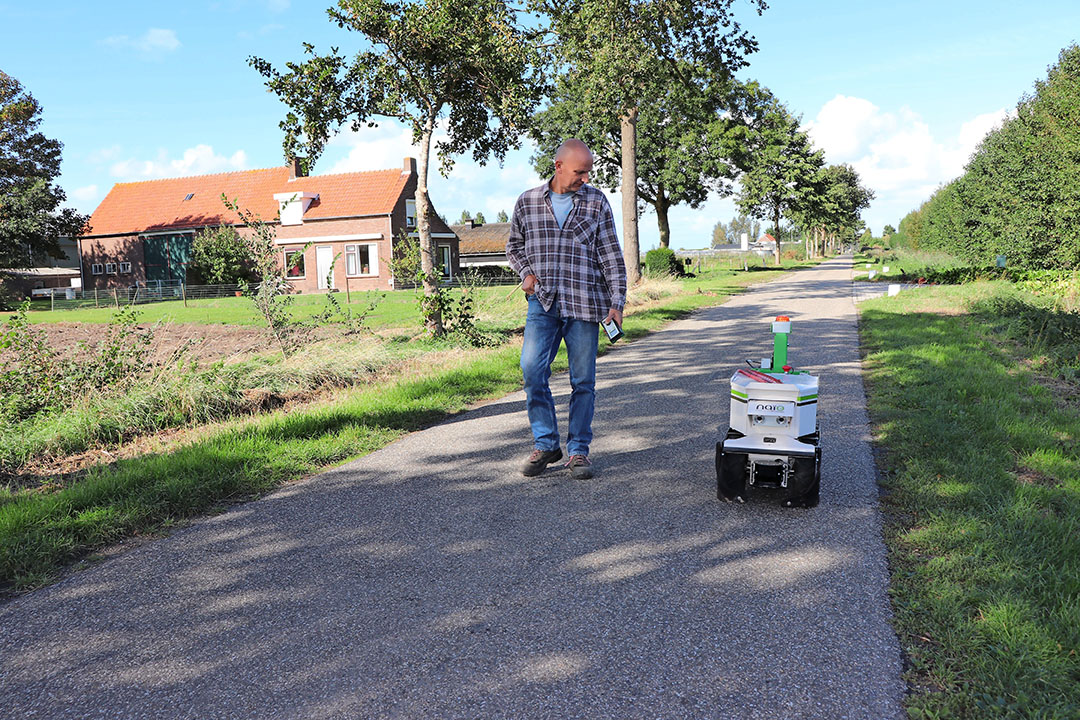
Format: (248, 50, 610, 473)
(0, 237, 82, 299)
(451, 219, 511, 268)
(80, 158, 459, 292)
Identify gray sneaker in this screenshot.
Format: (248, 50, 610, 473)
(521, 447, 563, 476)
(565, 454, 593, 479)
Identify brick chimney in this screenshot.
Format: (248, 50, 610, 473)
(403, 157, 417, 175)
(289, 157, 306, 180)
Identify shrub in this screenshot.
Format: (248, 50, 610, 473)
(188, 225, 257, 285)
(0, 304, 154, 426)
(644, 247, 681, 276)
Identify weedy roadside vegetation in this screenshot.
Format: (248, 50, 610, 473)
(859, 278, 1080, 719)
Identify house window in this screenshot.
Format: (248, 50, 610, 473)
(438, 245, 452, 279)
(284, 249, 305, 278)
(405, 199, 416, 228)
(119, 262, 132, 274)
(106, 262, 117, 275)
(91, 263, 103, 275)
(345, 243, 378, 277)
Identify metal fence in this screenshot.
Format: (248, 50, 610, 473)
(39, 273, 522, 311)
(42, 282, 244, 311)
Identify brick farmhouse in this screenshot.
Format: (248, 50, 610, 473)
(79, 158, 459, 293)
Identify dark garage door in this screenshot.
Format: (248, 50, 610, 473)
(143, 233, 193, 283)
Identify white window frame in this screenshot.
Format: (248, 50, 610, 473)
(119, 262, 132, 274)
(91, 263, 104, 275)
(405, 199, 417, 228)
(105, 262, 117, 275)
(283, 248, 306, 279)
(344, 243, 379, 278)
(438, 245, 452, 279)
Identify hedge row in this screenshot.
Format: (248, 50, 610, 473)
(898, 44, 1080, 270)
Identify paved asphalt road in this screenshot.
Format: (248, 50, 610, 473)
(0, 256, 905, 719)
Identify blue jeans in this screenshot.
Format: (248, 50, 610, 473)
(520, 296, 599, 457)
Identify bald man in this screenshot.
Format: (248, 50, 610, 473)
(505, 139, 628, 479)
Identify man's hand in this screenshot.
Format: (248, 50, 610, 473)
(522, 274, 537, 295)
(603, 308, 623, 327)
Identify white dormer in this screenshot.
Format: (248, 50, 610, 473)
(274, 191, 319, 226)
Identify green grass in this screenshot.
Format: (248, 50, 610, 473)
(853, 248, 971, 283)
(2, 287, 515, 330)
(859, 283, 1080, 719)
(0, 261, 809, 591)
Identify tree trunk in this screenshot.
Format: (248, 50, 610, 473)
(416, 119, 443, 336)
(655, 185, 670, 249)
(621, 108, 640, 285)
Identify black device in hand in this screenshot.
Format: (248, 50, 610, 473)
(601, 317, 623, 342)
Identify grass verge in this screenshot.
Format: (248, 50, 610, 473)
(0, 262, 802, 591)
(859, 283, 1080, 719)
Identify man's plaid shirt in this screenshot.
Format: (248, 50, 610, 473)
(505, 182, 627, 323)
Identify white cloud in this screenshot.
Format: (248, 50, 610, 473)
(110, 145, 248, 180)
(71, 184, 99, 204)
(805, 94, 1013, 231)
(104, 28, 181, 56)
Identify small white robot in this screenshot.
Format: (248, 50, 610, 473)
(716, 316, 820, 507)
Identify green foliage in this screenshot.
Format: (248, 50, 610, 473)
(312, 263, 383, 337)
(388, 233, 498, 346)
(736, 97, 826, 260)
(474, 211, 485, 224)
(644, 247, 681, 276)
(0, 276, 17, 311)
(0, 71, 88, 268)
(224, 196, 316, 357)
(793, 163, 875, 257)
(911, 44, 1080, 269)
(496, 210, 508, 223)
(0, 303, 153, 426)
(251, 0, 543, 335)
(530, 62, 767, 248)
(711, 214, 761, 247)
(459, 209, 472, 223)
(891, 202, 926, 249)
(188, 225, 257, 285)
(534, 0, 767, 267)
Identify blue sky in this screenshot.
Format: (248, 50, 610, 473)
(3, 1, 1078, 249)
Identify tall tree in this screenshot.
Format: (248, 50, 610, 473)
(711, 221, 727, 247)
(530, 67, 765, 249)
(793, 163, 874, 257)
(251, 0, 543, 335)
(0, 71, 87, 269)
(531, 0, 768, 283)
(497, 209, 508, 222)
(735, 97, 823, 264)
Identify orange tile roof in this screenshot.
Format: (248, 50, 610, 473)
(86, 165, 410, 237)
(451, 222, 511, 254)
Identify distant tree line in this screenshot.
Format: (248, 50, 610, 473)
(894, 44, 1080, 269)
